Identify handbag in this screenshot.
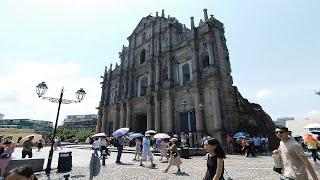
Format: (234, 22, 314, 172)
(224, 169, 233, 180)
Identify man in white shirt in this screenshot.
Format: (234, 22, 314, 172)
(273, 125, 318, 180)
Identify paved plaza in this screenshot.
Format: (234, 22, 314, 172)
(9, 145, 318, 180)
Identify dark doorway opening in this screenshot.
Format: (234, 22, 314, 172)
(134, 114, 147, 133)
(180, 112, 196, 133)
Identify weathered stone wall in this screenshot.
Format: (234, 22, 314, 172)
(97, 9, 276, 145)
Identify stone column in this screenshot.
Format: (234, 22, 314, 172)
(190, 17, 195, 29)
(211, 82, 222, 141)
(154, 94, 161, 132)
(148, 63, 154, 92)
(96, 109, 102, 132)
(207, 39, 215, 65)
(127, 71, 133, 98)
(126, 101, 131, 128)
(122, 75, 128, 99)
(147, 96, 153, 130)
(191, 46, 199, 79)
(203, 8, 208, 22)
(115, 110, 119, 131)
(101, 108, 108, 133)
(112, 110, 117, 132)
(155, 61, 160, 90)
(166, 92, 173, 133)
(120, 102, 125, 128)
(167, 57, 172, 80)
(194, 89, 204, 132)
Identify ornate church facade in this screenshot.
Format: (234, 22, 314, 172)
(96, 9, 275, 142)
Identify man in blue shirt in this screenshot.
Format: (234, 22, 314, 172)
(140, 133, 156, 168)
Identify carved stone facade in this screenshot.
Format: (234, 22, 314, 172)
(97, 9, 276, 142)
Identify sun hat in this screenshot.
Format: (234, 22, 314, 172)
(145, 133, 151, 137)
(169, 138, 178, 142)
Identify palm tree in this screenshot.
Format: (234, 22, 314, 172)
(316, 90, 320, 96)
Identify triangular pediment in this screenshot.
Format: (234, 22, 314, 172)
(129, 16, 154, 38)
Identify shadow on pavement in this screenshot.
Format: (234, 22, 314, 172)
(174, 171, 190, 176)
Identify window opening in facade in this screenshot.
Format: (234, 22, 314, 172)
(140, 49, 146, 64)
(203, 54, 209, 68)
(182, 63, 190, 85)
(139, 76, 148, 97)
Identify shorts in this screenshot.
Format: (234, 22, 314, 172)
(142, 150, 153, 160)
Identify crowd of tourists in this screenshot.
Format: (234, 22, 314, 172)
(225, 133, 270, 157)
(87, 131, 229, 179)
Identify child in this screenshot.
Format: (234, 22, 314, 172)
(160, 139, 169, 161)
(133, 137, 141, 160)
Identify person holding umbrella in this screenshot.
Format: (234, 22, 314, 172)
(115, 136, 124, 164)
(22, 136, 34, 158)
(113, 128, 129, 164)
(163, 138, 182, 174)
(140, 133, 156, 168)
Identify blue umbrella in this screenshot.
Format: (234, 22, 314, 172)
(128, 133, 143, 141)
(127, 132, 135, 136)
(113, 128, 129, 139)
(233, 132, 248, 139)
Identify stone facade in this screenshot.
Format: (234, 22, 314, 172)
(97, 9, 276, 142)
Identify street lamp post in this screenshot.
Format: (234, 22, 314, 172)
(36, 82, 86, 174)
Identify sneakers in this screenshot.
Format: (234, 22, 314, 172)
(151, 164, 156, 168)
(177, 169, 181, 174)
(163, 169, 168, 173)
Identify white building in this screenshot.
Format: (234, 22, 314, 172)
(286, 119, 320, 137)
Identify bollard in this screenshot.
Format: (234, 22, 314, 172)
(63, 173, 70, 180)
(101, 150, 106, 166)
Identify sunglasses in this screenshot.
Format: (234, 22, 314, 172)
(275, 131, 286, 134)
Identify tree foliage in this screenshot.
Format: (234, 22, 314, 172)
(316, 90, 320, 96)
(45, 129, 94, 141)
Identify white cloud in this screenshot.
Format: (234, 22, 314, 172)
(256, 89, 272, 100)
(306, 110, 320, 119)
(0, 60, 101, 125)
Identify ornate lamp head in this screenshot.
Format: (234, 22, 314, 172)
(36, 82, 48, 97)
(76, 88, 86, 102)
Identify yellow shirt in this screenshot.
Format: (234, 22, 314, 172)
(306, 141, 317, 150)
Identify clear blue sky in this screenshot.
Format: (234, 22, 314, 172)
(0, 0, 319, 124)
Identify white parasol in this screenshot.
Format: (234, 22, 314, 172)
(92, 133, 106, 138)
(153, 133, 171, 139)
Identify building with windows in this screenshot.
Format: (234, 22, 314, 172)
(274, 117, 295, 126)
(63, 114, 97, 131)
(0, 119, 53, 134)
(97, 9, 276, 142)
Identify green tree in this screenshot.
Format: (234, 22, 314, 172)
(316, 90, 320, 96)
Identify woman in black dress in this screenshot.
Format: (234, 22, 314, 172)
(203, 138, 226, 180)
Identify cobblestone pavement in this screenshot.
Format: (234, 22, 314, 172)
(10, 145, 319, 180)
